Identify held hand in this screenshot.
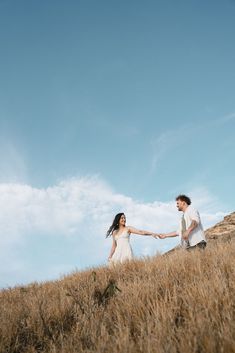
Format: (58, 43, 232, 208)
(152, 233, 160, 239)
(152, 233, 166, 239)
(158, 233, 167, 239)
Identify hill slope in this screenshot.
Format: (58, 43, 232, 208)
(0, 214, 235, 353)
(206, 211, 235, 242)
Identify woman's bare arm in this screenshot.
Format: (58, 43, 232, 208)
(128, 226, 156, 237)
(108, 234, 117, 260)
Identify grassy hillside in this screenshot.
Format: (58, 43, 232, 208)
(0, 240, 234, 353)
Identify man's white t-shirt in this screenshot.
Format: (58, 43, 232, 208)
(177, 205, 206, 247)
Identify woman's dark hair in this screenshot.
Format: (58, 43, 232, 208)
(175, 194, 191, 205)
(106, 213, 125, 238)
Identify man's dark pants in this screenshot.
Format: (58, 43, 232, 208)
(187, 241, 207, 251)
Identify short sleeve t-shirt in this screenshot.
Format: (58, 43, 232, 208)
(177, 205, 206, 247)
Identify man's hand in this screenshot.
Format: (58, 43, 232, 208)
(182, 230, 190, 240)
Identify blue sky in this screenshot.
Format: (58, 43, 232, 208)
(0, 0, 234, 288)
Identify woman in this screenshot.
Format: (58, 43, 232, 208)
(106, 213, 157, 265)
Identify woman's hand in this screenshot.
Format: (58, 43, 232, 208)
(152, 233, 159, 238)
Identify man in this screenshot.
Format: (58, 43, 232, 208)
(157, 195, 207, 250)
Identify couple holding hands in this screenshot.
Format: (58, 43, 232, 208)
(106, 195, 207, 265)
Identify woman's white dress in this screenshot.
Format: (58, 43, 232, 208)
(110, 229, 134, 264)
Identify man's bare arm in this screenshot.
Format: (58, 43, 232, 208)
(188, 220, 198, 232)
(156, 231, 178, 239)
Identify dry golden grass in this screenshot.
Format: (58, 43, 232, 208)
(0, 241, 235, 353)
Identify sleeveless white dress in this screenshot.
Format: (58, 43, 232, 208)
(110, 229, 134, 264)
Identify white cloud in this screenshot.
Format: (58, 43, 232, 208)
(0, 176, 228, 288)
